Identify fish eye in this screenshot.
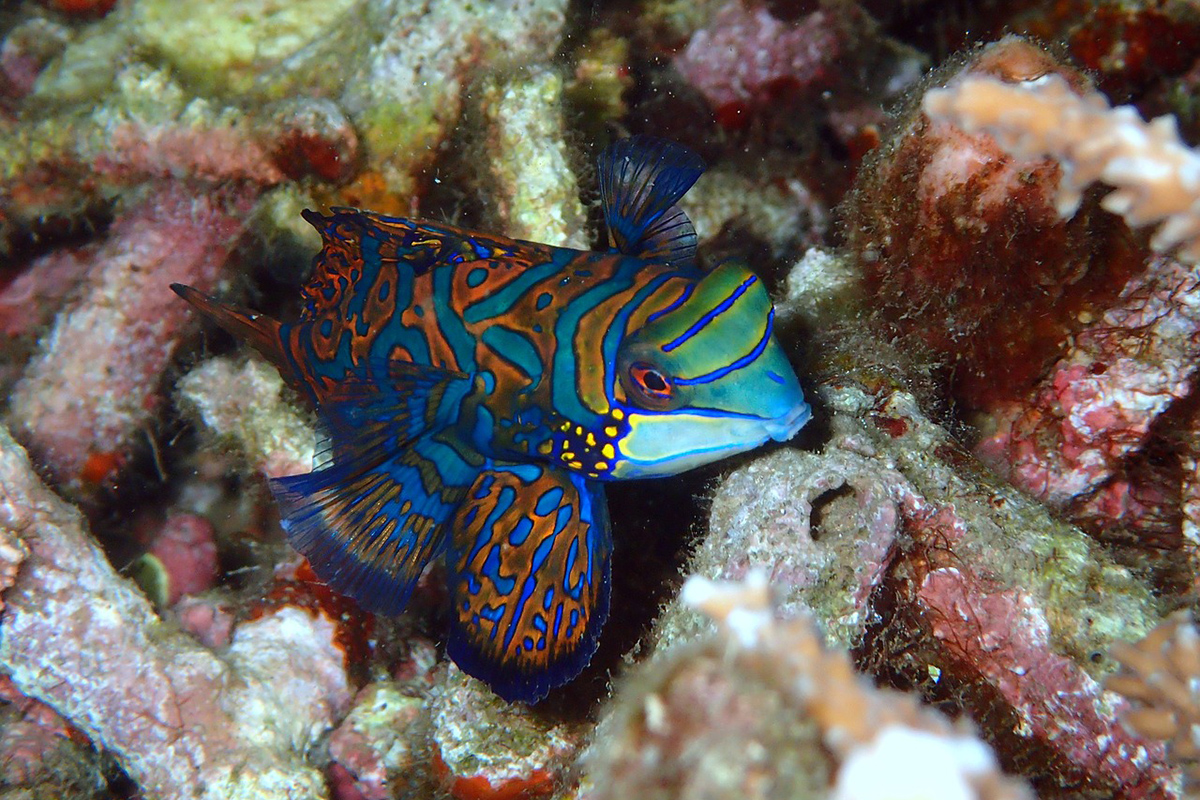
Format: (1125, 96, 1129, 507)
(626, 361, 675, 409)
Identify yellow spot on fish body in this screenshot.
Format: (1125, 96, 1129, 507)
(602, 443, 615, 458)
(538, 441, 552, 455)
(612, 409, 625, 421)
(595, 461, 608, 470)
(604, 426, 618, 438)
(586, 432, 596, 446)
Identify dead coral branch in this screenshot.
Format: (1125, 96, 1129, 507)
(0, 424, 349, 800)
(1108, 611, 1200, 790)
(923, 73, 1200, 264)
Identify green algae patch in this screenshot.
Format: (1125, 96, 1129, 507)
(129, 0, 359, 96)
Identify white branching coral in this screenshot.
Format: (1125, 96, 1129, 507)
(923, 73, 1200, 264)
(1107, 611, 1200, 788)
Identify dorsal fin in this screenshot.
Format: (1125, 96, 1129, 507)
(170, 283, 286, 370)
(299, 208, 553, 319)
(597, 136, 705, 268)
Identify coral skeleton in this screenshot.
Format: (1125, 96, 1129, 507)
(923, 73, 1200, 264)
(0, 424, 352, 798)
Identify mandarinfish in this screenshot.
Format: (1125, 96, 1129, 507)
(173, 136, 810, 702)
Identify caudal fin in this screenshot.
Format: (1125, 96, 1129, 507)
(171, 283, 286, 370)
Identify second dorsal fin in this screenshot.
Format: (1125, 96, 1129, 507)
(597, 136, 705, 268)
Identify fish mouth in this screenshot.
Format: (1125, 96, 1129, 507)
(764, 401, 811, 443)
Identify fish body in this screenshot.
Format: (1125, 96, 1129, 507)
(173, 136, 810, 702)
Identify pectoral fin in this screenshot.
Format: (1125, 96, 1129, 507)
(272, 359, 476, 616)
(446, 463, 611, 703)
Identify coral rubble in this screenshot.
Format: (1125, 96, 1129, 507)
(584, 572, 1033, 800)
(7, 182, 257, 490)
(649, 337, 1174, 796)
(3, 1, 1200, 798)
(0, 425, 348, 798)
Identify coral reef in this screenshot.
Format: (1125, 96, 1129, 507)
(3, 1, 1200, 798)
(429, 666, 581, 800)
(844, 37, 1136, 413)
(648, 338, 1174, 796)
(924, 72, 1200, 263)
(0, 424, 350, 798)
(6, 182, 257, 490)
(327, 681, 424, 800)
(847, 33, 1200, 601)
(0, 674, 105, 795)
(175, 355, 316, 480)
(476, 66, 588, 248)
(973, 253, 1200, 511)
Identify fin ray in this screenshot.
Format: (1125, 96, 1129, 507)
(272, 358, 476, 617)
(272, 442, 472, 616)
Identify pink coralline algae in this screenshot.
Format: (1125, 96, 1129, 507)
(975, 255, 1200, 510)
(327, 682, 425, 800)
(0, 673, 99, 790)
(0, 425, 352, 798)
(6, 181, 256, 489)
(674, 2, 845, 110)
(651, 354, 1175, 796)
(586, 573, 1033, 800)
(134, 512, 220, 607)
(429, 666, 580, 800)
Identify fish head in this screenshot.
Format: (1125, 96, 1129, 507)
(608, 260, 810, 478)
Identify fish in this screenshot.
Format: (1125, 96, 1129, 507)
(171, 135, 810, 702)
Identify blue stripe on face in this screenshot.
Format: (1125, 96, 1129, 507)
(550, 257, 645, 420)
(601, 271, 679, 404)
(660, 274, 757, 353)
(645, 282, 694, 323)
(673, 308, 774, 387)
